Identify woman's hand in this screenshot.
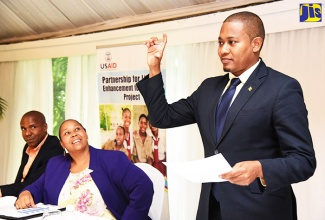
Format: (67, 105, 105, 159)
(15, 190, 36, 209)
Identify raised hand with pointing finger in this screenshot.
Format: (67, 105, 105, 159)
(144, 33, 167, 77)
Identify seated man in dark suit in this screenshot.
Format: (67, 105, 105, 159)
(0, 110, 63, 197)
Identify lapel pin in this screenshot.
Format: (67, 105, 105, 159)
(248, 86, 253, 91)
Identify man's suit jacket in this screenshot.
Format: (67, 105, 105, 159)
(0, 135, 63, 197)
(137, 60, 316, 220)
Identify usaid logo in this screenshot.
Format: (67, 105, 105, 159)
(100, 51, 117, 70)
(300, 3, 322, 22)
(105, 51, 112, 62)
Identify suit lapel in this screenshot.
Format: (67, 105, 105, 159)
(209, 75, 229, 147)
(28, 136, 49, 171)
(217, 62, 267, 145)
(16, 144, 29, 182)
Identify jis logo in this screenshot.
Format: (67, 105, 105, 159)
(300, 3, 322, 22)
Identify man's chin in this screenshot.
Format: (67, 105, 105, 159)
(223, 68, 231, 72)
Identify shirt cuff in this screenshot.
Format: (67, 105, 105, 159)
(259, 177, 267, 187)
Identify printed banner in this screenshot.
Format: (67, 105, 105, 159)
(97, 44, 168, 183)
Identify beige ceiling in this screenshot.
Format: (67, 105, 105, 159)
(0, 0, 277, 45)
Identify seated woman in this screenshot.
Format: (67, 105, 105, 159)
(15, 119, 153, 220)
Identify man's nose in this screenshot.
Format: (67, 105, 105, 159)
(25, 129, 32, 135)
(220, 44, 230, 54)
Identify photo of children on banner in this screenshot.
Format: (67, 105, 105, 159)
(149, 121, 167, 177)
(102, 107, 133, 162)
(100, 106, 168, 181)
(121, 108, 132, 160)
(132, 114, 154, 165)
(101, 126, 131, 160)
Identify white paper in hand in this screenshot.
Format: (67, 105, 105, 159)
(163, 153, 232, 183)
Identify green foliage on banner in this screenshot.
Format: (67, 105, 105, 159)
(99, 104, 134, 132)
(99, 105, 114, 131)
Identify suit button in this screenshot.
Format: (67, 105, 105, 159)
(214, 149, 219, 154)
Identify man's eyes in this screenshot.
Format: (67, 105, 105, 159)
(21, 126, 36, 130)
(218, 41, 237, 45)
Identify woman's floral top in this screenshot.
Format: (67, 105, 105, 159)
(58, 168, 116, 219)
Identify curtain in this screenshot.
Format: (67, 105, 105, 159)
(164, 26, 325, 220)
(165, 41, 220, 219)
(261, 26, 325, 220)
(0, 62, 16, 185)
(0, 59, 53, 184)
(65, 55, 101, 148)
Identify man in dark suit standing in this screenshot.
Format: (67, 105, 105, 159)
(0, 110, 63, 197)
(137, 11, 316, 220)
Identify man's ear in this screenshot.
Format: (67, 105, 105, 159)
(252, 37, 263, 53)
(43, 123, 48, 132)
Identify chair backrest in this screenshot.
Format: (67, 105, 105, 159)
(135, 162, 165, 220)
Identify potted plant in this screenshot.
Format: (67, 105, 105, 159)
(0, 97, 8, 121)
